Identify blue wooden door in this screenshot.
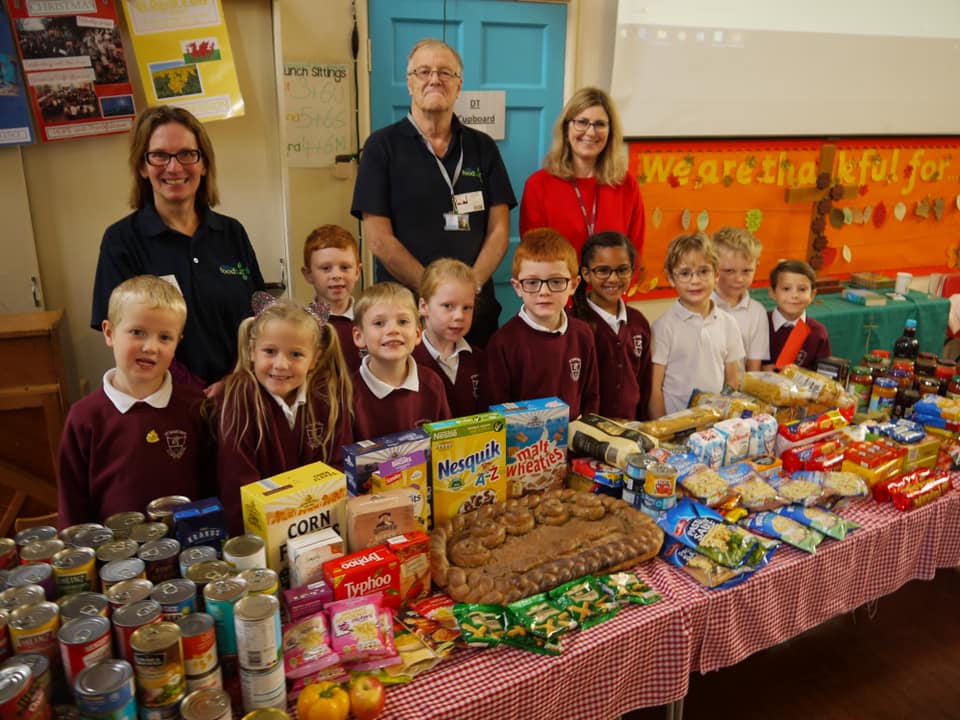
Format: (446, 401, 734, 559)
(367, 0, 566, 323)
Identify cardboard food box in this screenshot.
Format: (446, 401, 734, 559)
(424, 413, 507, 528)
(322, 545, 402, 609)
(385, 531, 430, 605)
(488, 397, 568, 498)
(371, 472, 430, 532)
(345, 490, 418, 553)
(287, 527, 344, 588)
(241, 460, 347, 588)
(342, 428, 431, 496)
(841, 440, 906, 487)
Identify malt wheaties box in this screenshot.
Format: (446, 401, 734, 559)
(240, 460, 347, 588)
(489, 397, 569, 498)
(342, 428, 431, 496)
(424, 413, 506, 527)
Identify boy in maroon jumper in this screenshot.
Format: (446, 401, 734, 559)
(414, 259, 484, 416)
(57, 276, 211, 528)
(483, 228, 600, 418)
(301, 224, 364, 374)
(765, 259, 831, 370)
(352, 282, 451, 440)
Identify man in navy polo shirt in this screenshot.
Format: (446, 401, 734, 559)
(351, 38, 516, 347)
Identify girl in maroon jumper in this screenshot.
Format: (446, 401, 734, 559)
(216, 294, 353, 534)
(571, 231, 652, 420)
(414, 259, 484, 416)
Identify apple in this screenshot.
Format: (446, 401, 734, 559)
(348, 675, 385, 720)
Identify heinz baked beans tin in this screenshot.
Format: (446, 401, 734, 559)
(19, 540, 64, 566)
(146, 496, 191, 531)
(234, 595, 280, 672)
(0, 585, 46, 612)
(137, 540, 181, 586)
(203, 579, 247, 657)
(150, 579, 196, 622)
(127, 523, 168, 546)
(176, 613, 218, 680)
(7, 565, 54, 601)
(99, 559, 146, 593)
(130, 622, 185, 713)
(103, 512, 146, 541)
(106, 579, 154, 611)
(14, 528, 57, 549)
(111, 600, 162, 663)
(180, 687, 231, 720)
(8, 603, 59, 662)
(239, 663, 285, 713)
(0, 539, 18, 571)
(95, 540, 140, 567)
(70, 527, 115, 551)
(237, 569, 278, 599)
(0, 663, 46, 720)
(58, 592, 109, 622)
(73, 659, 137, 720)
(51, 547, 97, 597)
(58, 615, 112, 686)
(222, 536, 266, 572)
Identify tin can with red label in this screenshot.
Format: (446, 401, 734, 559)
(58, 615, 112, 687)
(177, 613, 217, 680)
(8, 603, 59, 664)
(106, 579, 154, 611)
(111, 599, 162, 663)
(0, 586, 45, 614)
(0, 540, 19, 571)
(58, 592, 109, 623)
(18, 541, 64, 567)
(13, 528, 56, 551)
(2, 654, 50, 711)
(95, 540, 140, 568)
(0, 663, 46, 720)
(0, 611, 9, 664)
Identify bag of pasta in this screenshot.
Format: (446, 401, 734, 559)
(742, 371, 814, 407)
(779, 364, 847, 406)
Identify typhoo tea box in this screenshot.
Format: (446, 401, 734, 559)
(424, 413, 506, 527)
(489, 397, 569, 497)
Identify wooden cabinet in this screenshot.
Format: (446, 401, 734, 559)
(0, 310, 66, 534)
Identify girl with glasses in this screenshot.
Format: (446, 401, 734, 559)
(519, 87, 645, 258)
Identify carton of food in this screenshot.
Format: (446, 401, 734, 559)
(424, 413, 507, 527)
(488, 397, 568, 497)
(287, 527, 344, 588)
(342, 428, 431, 496)
(345, 490, 418, 553)
(385, 531, 430, 605)
(322, 545, 402, 609)
(241, 460, 347, 588)
(371, 473, 430, 532)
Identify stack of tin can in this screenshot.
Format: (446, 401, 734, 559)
(625, 453, 678, 519)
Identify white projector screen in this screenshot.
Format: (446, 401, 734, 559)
(610, 0, 960, 137)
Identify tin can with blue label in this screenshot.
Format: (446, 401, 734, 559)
(203, 579, 247, 656)
(150, 580, 196, 622)
(74, 659, 137, 720)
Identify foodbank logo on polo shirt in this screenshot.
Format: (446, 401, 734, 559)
(461, 167, 483, 180)
(219, 262, 251, 280)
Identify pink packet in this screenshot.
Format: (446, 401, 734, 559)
(327, 592, 387, 663)
(283, 612, 340, 679)
(345, 610, 400, 671)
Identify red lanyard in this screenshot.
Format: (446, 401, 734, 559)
(571, 179, 598, 236)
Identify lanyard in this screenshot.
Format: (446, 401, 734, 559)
(408, 113, 463, 207)
(571, 179, 598, 236)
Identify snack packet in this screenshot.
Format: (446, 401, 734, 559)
(657, 497, 758, 568)
(886, 470, 953, 511)
(501, 623, 562, 656)
(739, 512, 825, 554)
(680, 467, 737, 508)
(731, 475, 788, 513)
(346, 610, 401, 671)
(548, 577, 619, 629)
(770, 475, 830, 507)
(779, 365, 847, 405)
(326, 593, 387, 663)
(505, 593, 577, 641)
(453, 603, 506, 647)
(382, 620, 440, 681)
(774, 505, 859, 540)
(791, 470, 868, 501)
(395, 594, 460, 657)
(283, 612, 340, 679)
(742, 371, 813, 406)
(659, 537, 751, 590)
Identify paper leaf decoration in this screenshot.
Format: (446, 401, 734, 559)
(915, 198, 930, 219)
(873, 201, 887, 227)
(894, 201, 907, 221)
(863, 205, 872, 224)
(745, 209, 763, 233)
(842, 208, 854, 225)
(934, 197, 945, 220)
(829, 208, 845, 229)
(697, 209, 709, 231)
(842, 245, 852, 262)
(821, 246, 838, 268)
(681, 208, 691, 230)
(652, 207, 663, 229)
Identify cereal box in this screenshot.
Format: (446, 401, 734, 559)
(241, 460, 347, 588)
(489, 397, 568, 498)
(322, 545, 402, 609)
(342, 429, 431, 496)
(424, 413, 507, 527)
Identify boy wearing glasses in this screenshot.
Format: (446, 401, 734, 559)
(649, 232, 744, 418)
(483, 229, 599, 419)
(712, 227, 769, 373)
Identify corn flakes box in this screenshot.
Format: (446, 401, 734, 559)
(489, 397, 569, 498)
(425, 413, 506, 527)
(342, 429, 431, 496)
(241, 460, 347, 588)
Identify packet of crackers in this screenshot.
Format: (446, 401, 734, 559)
(791, 470, 868, 501)
(452, 603, 506, 647)
(739, 512, 825, 554)
(660, 537, 754, 590)
(774, 505, 859, 540)
(886, 470, 954, 511)
(688, 389, 771, 419)
(729, 474, 788, 513)
(657, 497, 757, 568)
(506, 592, 577, 641)
(769, 474, 831, 507)
(594, 571, 662, 606)
(549, 576, 620, 628)
(679, 467, 738, 508)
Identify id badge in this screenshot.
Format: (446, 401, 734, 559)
(444, 212, 470, 231)
(453, 190, 485, 214)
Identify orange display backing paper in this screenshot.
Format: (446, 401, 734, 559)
(628, 137, 960, 299)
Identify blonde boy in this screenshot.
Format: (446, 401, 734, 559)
(650, 233, 744, 418)
(351, 281, 451, 440)
(58, 275, 211, 527)
(712, 226, 769, 372)
(483, 228, 599, 419)
(302, 224, 363, 373)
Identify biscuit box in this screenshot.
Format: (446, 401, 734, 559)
(385, 531, 430, 605)
(241, 460, 347, 588)
(322, 545, 402, 610)
(424, 413, 507, 527)
(342, 428, 431, 496)
(488, 397, 569, 498)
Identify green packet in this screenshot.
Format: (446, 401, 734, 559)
(548, 576, 619, 629)
(501, 623, 562, 656)
(452, 603, 505, 647)
(505, 592, 578, 641)
(595, 570, 662, 605)
(740, 511, 825, 554)
(774, 505, 860, 540)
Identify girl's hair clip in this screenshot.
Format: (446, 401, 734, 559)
(251, 290, 277, 316)
(251, 290, 330, 327)
(305, 298, 331, 326)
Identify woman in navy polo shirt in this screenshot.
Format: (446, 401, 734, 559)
(91, 105, 264, 396)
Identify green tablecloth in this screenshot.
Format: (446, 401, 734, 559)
(750, 288, 950, 366)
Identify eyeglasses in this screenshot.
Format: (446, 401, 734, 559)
(407, 67, 461, 82)
(517, 277, 571, 293)
(570, 117, 609, 132)
(144, 149, 202, 166)
(587, 265, 633, 280)
(672, 267, 715, 283)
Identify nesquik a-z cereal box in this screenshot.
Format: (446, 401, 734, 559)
(424, 413, 506, 527)
(489, 397, 569, 497)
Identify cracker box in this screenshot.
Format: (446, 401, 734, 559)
(424, 413, 507, 527)
(322, 545, 402, 610)
(345, 490, 418, 553)
(385, 531, 430, 605)
(342, 428, 431, 496)
(287, 527, 344, 588)
(241, 460, 347, 588)
(488, 397, 568, 498)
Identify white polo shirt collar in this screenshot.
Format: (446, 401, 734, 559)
(771, 307, 807, 332)
(103, 369, 173, 413)
(265, 384, 308, 430)
(519, 306, 567, 334)
(587, 297, 626, 334)
(359, 356, 420, 399)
